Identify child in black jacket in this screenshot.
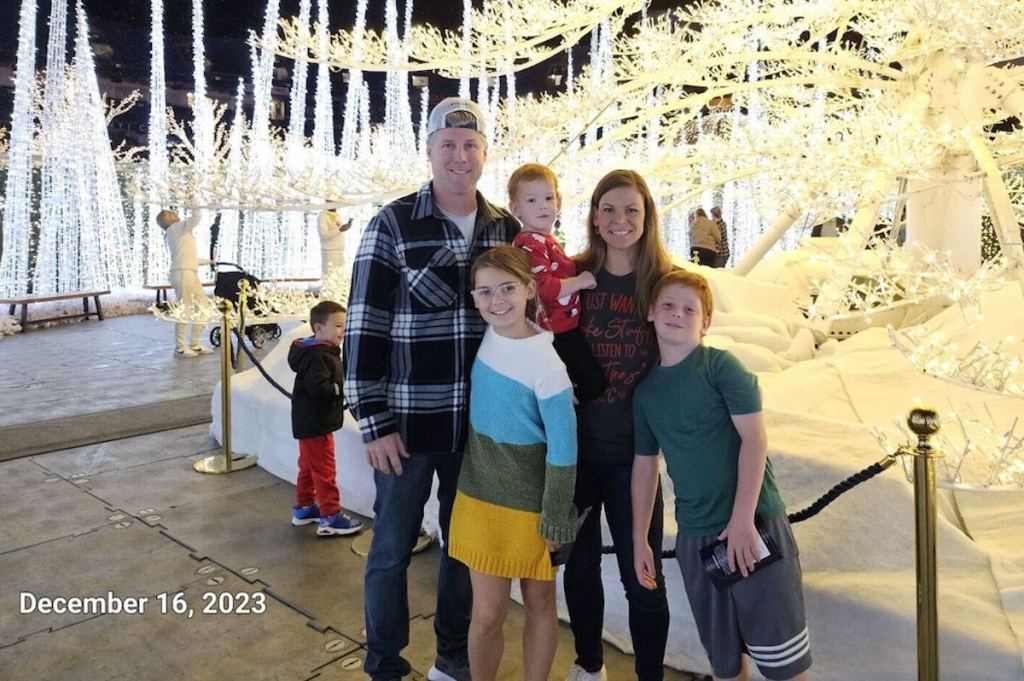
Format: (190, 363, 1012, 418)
(287, 300, 363, 536)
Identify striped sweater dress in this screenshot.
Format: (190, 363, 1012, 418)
(449, 326, 578, 581)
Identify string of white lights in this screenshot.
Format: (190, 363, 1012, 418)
(0, 0, 37, 297)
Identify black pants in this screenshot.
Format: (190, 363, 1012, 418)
(564, 458, 670, 680)
(553, 327, 608, 405)
(691, 246, 717, 267)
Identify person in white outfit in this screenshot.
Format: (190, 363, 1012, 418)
(318, 209, 352, 279)
(158, 209, 214, 357)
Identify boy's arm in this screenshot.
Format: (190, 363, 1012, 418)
(720, 410, 769, 577)
(558, 272, 596, 298)
(632, 396, 661, 590)
(513, 232, 563, 304)
(512, 233, 591, 302)
(302, 355, 342, 402)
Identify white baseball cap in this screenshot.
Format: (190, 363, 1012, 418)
(427, 97, 486, 138)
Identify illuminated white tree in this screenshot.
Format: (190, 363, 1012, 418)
(0, 0, 38, 297)
(2, 0, 136, 296)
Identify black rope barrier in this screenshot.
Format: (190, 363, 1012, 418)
(232, 328, 293, 400)
(785, 456, 897, 523)
(602, 454, 899, 559)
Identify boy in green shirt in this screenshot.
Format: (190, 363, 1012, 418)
(631, 270, 811, 681)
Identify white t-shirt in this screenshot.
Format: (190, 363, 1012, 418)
(441, 208, 477, 243)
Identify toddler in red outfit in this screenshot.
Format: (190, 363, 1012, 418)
(509, 164, 608, 404)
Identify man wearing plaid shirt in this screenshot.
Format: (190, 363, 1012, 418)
(344, 98, 519, 681)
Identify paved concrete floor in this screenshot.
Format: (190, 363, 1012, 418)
(0, 315, 702, 680)
(0, 314, 229, 428)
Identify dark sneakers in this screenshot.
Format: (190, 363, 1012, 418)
(291, 504, 321, 526)
(317, 512, 364, 537)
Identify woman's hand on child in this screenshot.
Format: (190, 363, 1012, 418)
(634, 541, 658, 590)
(718, 518, 760, 578)
(365, 432, 410, 476)
(578, 271, 597, 290)
(545, 540, 560, 553)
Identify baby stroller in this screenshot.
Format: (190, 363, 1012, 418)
(208, 262, 282, 349)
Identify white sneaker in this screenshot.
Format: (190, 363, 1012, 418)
(174, 347, 198, 358)
(565, 664, 607, 681)
(426, 666, 458, 681)
(190, 345, 214, 355)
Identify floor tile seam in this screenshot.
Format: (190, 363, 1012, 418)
(289, 605, 369, 647)
(9, 459, 125, 529)
(172, 544, 370, 646)
(1, 472, 183, 552)
(0, 614, 100, 650)
(173, 549, 275, 590)
(0, 525, 111, 556)
(155, 541, 371, 648)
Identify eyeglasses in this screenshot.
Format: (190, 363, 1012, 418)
(469, 282, 522, 302)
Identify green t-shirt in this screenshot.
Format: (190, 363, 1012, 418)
(633, 344, 786, 536)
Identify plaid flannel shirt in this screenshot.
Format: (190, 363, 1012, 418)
(343, 182, 520, 455)
(715, 218, 731, 264)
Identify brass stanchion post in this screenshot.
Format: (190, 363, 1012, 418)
(907, 406, 941, 681)
(194, 300, 258, 475)
(235, 280, 249, 372)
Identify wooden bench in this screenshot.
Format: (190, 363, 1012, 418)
(144, 277, 318, 304)
(144, 281, 214, 304)
(0, 290, 111, 329)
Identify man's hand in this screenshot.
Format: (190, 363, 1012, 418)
(364, 432, 410, 475)
(544, 539, 560, 553)
(718, 517, 760, 578)
(634, 540, 658, 590)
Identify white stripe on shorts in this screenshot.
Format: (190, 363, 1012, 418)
(747, 628, 810, 667)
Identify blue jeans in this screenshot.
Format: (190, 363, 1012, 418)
(364, 453, 471, 681)
(564, 458, 670, 681)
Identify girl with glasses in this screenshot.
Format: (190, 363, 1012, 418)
(449, 245, 579, 681)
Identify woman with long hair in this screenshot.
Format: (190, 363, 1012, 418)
(564, 170, 673, 681)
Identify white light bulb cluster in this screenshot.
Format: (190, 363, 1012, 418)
(806, 237, 1009, 322)
(0, 0, 39, 297)
(891, 327, 1024, 398)
(875, 408, 1024, 489)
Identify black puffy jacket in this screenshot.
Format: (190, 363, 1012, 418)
(288, 338, 346, 439)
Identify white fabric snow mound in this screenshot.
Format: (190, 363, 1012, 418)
(678, 261, 819, 372)
(214, 281, 1024, 680)
(679, 259, 801, 320)
(704, 335, 790, 373)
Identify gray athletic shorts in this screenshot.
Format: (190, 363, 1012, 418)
(675, 515, 812, 680)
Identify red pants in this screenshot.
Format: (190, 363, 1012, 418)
(296, 434, 341, 517)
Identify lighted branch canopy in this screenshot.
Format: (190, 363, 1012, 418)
(11, 0, 1024, 307)
(153, 0, 1024, 278)
(271, 0, 645, 77)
